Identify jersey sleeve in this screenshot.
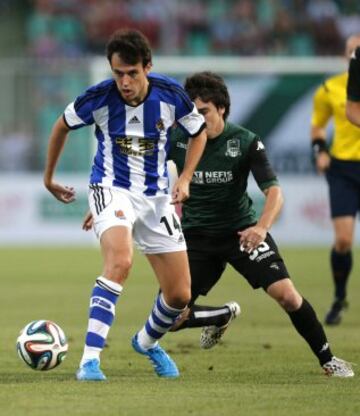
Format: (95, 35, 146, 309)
(173, 88, 205, 137)
(167, 128, 177, 161)
(248, 137, 279, 191)
(63, 90, 96, 130)
(167, 126, 187, 161)
(311, 83, 332, 128)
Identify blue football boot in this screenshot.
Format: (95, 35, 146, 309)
(131, 334, 179, 378)
(76, 359, 106, 381)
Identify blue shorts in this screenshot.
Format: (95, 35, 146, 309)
(326, 158, 360, 218)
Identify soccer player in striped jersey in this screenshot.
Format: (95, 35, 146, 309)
(311, 34, 360, 326)
(346, 45, 360, 126)
(43, 29, 207, 381)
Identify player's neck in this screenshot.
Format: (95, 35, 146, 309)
(208, 119, 225, 140)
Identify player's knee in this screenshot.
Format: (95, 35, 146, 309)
(335, 237, 352, 253)
(105, 256, 132, 281)
(277, 290, 302, 311)
(166, 289, 191, 309)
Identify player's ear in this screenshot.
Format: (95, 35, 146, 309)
(144, 62, 152, 75)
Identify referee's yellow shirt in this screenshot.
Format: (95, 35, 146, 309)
(311, 72, 360, 161)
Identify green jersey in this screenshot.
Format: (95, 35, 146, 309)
(168, 122, 279, 234)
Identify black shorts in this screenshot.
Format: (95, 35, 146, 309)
(326, 158, 360, 218)
(184, 231, 290, 304)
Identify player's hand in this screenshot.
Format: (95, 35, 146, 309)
(171, 175, 190, 204)
(44, 181, 76, 204)
(315, 152, 331, 174)
(238, 225, 267, 253)
(82, 210, 94, 231)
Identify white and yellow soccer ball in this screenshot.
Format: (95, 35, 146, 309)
(16, 320, 68, 371)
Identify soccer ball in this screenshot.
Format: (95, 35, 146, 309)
(16, 320, 68, 371)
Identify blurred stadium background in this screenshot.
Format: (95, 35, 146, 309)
(1, 0, 360, 245)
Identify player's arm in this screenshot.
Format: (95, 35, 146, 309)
(311, 84, 331, 173)
(43, 116, 76, 203)
(311, 125, 330, 173)
(171, 126, 207, 204)
(346, 46, 360, 127)
(257, 185, 283, 233)
(238, 138, 282, 252)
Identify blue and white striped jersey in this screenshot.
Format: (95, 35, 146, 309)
(63, 72, 205, 196)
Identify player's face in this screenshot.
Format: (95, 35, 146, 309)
(110, 54, 152, 105)
(194, 98, 225, 139)
(345, 36, 360, 61)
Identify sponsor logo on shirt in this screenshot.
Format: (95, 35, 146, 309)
(129, 115, 141, 124)
(192, 171, 233, 184)
(116, 137, 155, 156)
(192, 171, 204, 184)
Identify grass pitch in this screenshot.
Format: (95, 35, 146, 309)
(1, 246, 359, 416)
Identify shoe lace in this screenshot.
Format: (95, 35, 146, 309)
(86, 359, 100, 371)
(148, 347, 171, 371)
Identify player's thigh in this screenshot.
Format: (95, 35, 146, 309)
(100, 225, 133, 273)
(88, 185, 135, 239)
(146, 250, 191, 307)
(227, 233, 290, 291)
(133, 194, 186, 255)
(89, 186, 136, 282)
(185, 234, 226, 305)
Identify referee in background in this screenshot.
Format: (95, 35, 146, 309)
(311, 34, 360, 325)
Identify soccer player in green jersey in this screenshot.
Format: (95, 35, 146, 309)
(167, 71, 353, 377)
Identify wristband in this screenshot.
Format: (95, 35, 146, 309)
(347, 46, 360, 102)
(312, 138, 328, 159)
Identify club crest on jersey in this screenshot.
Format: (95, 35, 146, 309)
(225, 138, 241, 157)
(156, 118, 165, 132)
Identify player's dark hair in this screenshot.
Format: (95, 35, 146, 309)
(184, 71, 230, 120)
(106, 29, 152, 67)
